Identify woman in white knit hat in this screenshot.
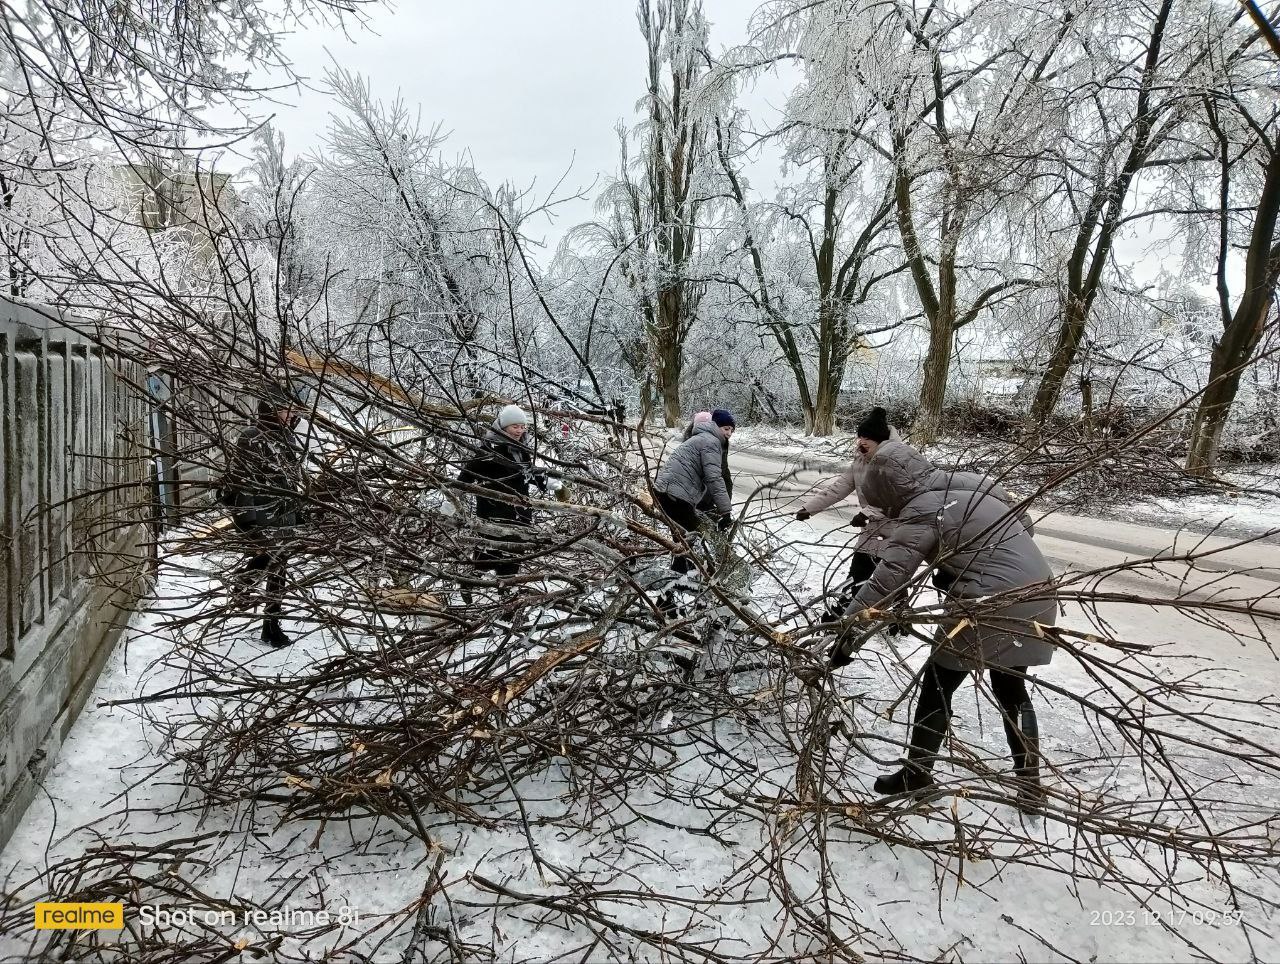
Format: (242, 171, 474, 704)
(459, 404, 548, 580)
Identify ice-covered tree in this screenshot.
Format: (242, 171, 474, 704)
(1027, 0, 1207, 422)
(717, 0, 905, 435)
(587, 0, 719, 427)
(1185, 23, 1280, 474)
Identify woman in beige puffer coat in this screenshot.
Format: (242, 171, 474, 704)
(795, 407, 898, 613)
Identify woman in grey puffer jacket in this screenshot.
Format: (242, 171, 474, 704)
(683, 410, 734, 511)
(653, 414, 735, 573)
(835, 437, 1057, 810)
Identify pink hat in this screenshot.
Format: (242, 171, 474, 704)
(692, 411, 713, 426)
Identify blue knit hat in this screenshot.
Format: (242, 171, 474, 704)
(710, 409, 736, 429)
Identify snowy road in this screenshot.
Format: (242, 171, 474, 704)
(730, 446, 1280, 614)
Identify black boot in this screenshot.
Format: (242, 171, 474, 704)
(261, 619, 292, 648)
(873, 761, 936, 796)
(656, 590, 680, 620)
(828, 636, 854, 669)
(1003, 701, 1045, 813)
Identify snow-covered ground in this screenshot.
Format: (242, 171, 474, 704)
(1111, 481, 1280, 539)
(3, 491, 1279, 962)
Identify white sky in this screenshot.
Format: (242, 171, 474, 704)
(261, 0, 791, 258)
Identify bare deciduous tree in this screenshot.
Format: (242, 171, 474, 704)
(1186, 76, 1280, 473)
(593, 0, 716, 426)
(1029, 0, 1197, 423)
(715, 102, 899, 435)
(883, 0, 1063, 443)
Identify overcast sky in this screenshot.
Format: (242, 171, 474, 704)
(246, 2, 1208, 296)
(261, 0, 791, 258)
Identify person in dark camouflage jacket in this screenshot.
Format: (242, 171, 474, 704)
(224, 381, 305, 647)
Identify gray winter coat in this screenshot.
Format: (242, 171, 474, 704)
(848, 439, 1057, 671)
(654, 422, 732, 515)
(801, 426, 902, 554)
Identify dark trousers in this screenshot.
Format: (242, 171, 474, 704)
(826, 550, 877, 618)
(474, 532, 525, 579)
(234, 523, 289, 625)
(848, 550, 876, 588)
(907, 656, 1034, 769)
(655, 490, 700, 574)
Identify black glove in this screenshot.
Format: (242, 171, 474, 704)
(716, 512, 732, 531)
(850, 511, 869, 528)
(795, 509, 811, 522)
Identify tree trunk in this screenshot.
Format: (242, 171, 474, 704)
(661, 381, 682, 427)
(808, 288, 839, 435)
(1186, 285, 1277, 475)
(915, 315, 954, 446)
(914, 216, 958, 446)
(811, 300, 848, 436)
(1186, 148, 1280, 476)
(1032, 295, 1089, 422)
(656, 287, 684, 426)
(895, 149, 947, 446)
(1185, 356, 1243, 476)
(1080, 376, 1094, 439)
(811, 383, 838, 436)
